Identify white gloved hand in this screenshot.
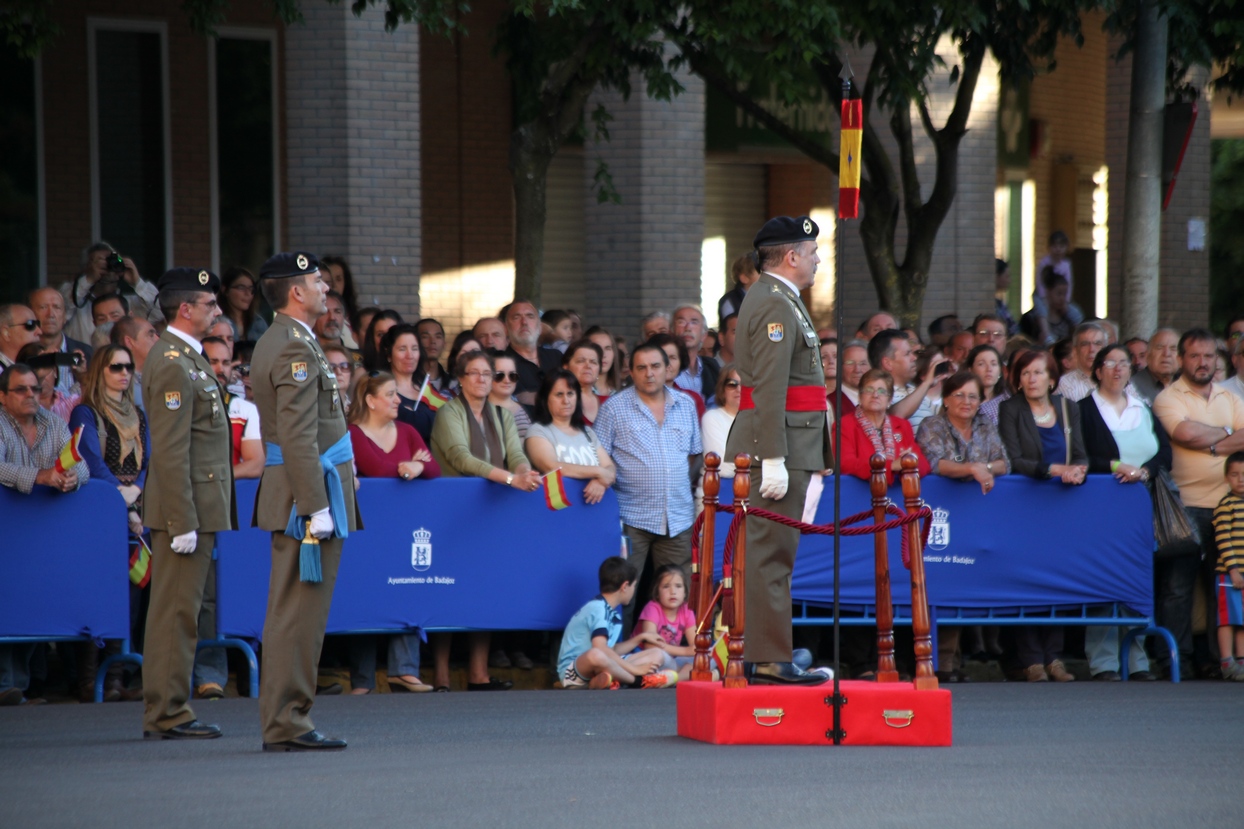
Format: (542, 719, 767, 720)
(170, 530, 198, 554)
(759, 458, 789, 500)
(309, 508, 334, 540)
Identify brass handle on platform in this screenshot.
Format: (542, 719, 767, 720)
(753, 708, 785, 727)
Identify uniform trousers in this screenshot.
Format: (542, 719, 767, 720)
(744, 467, 812, 663)
(259, 532, 342, 744)
(142, 530, 216, 733)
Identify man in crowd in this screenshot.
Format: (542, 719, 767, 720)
(1027, 269, 1083, 344)
(725, 215, 831, 686)
(0, 362, 87, 705)
(29, 287, 91, 393)
(92, 294, 129, 330)
(313, 291, 349, 352)
(60, 242, 162, 344)
(715, 312, 738, 366)
(207, 318, 236, 354)
(718, 251, 759, 321)
(416, 318, 449, 391)
(1125, 337, 1149, 373)
(1153, 329, 1244, 679)
(855, 310, 899, 342)
(1132, 328, 1179, 404)
(472, 316, 508, 352)
(972, 313, 1008, 354)
(0, 304, 42, 370)
(1223, 339, 1244, 401)
(111, 316, 160, 410)
(837, 340, 869, 413)
(672, 303, 719, 403)
(870, 328, 946, 429)
(503, 299, 562, 407)
(927, 314, 962, 350)
(1056, 322, 1108, 402)
(639, 310, 670, 342)
(141, 267, 235, 741)
(946, 330, 974, 370)
(252, 251, 359, 751)
(594, 343, 702, 633)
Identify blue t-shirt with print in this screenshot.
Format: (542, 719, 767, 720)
(557, 596, 622, 677)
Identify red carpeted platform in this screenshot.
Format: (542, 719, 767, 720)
(677, 680, 952, 746)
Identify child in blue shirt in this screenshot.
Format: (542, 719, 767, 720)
(557, 557, 679, 689)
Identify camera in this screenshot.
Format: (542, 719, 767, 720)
(105, 252, 126, 273)
(934, 360, 953, 376)
(27, 352, 84, 371)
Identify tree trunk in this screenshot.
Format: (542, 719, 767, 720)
(511, 124, 554, 305)
(1121, 0, 1168, 339)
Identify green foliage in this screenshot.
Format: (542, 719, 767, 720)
(1106, 0, 1244, 98)
(1, 1, 59, 58)
(1209, 138, 1244, 332)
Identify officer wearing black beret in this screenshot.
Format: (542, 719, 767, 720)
(250, 251, 360, 751)
(725, 216, 833, 686)
(142, 267, 237, 739)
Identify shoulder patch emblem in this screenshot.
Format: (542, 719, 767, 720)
(164, 391, 181, 410)
(292, 362, 308, 382)
(768, 323, 784, 342)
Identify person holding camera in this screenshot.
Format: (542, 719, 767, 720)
(28, 287, 91, 393)
(60, 242, 163, 344)
(868, 329, 948, 431)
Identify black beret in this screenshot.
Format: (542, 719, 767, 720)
(156, 267, 220, 294)
(753, 215, 819, 249)
(259, 251, 319, 281)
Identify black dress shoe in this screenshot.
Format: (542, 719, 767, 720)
(466, 677, 513, 691)
(746, 662, 830, 686)
(315, 682, 343, 696)
(262, 730, 347, 752)
(1129, 670, 1158, 682)
(1092, 670, 1122, 682)
(143, 720, 223, 740)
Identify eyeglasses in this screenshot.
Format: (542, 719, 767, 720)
(228, 283, 255, 294)
(947, 392, 980, 403)
(328, 361, 353, 373)
(464, 370, 492, 380)
(7, 319, 40, 332)
(4, 385, 38, 395)
(860, 386, 891, 398)
(107, 363, 134, 374)
(1077, 339, 1106, 349)
(1101, 359, 1130, 370)
(976, 330, 1005, 339)
(723, 379, 741, 388)
(842, 360, 869, 368)
(493, 371, 519, 382)
(193, 299, 220, 309)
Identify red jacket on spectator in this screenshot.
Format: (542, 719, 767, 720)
(834, 413, 930, 486)
(349, 422, 442, 480)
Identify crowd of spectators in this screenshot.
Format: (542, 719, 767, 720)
(5, 235, 1244, 704)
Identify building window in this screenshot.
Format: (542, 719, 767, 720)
(90, 22, 170, 278)
(0, 54, 39, 301)
(211, 32, 277, 276)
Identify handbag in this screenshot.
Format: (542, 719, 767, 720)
(1150, 468, 1202, 560)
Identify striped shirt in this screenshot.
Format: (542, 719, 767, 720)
(0, 407, 90, 494)
(1214, 492, 1244, 575)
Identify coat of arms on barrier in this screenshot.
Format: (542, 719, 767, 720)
(927, 507, 950, 551)
(412, 528, 432, 571)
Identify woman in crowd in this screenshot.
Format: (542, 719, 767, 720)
(915, 371, 1010, 683)
(835, 368, 930, 486)
(648, 332, 705, 418)
(430, 350, 542, 691)
(967, 344, 1007, 424)
(488, 351, 532, 439)
(1078, 343, 1170, 682)
(345, 371, 440, 693)
(524, 369, 616, 504)
(821, 338, 838, 405)
(542, 310, 574, 352)
(585, 325, 621, 395)
(417, 318, 450, 392)
(998, 349, 1087, 682)
(322, 344, 358, 409)
(320, 255, 359, 347)
(69, 344, 150, 702)
(1216, 347, 1230, 383)
(219, 267, 268, 340)
(362, 309, 402, 371)
(354, 306, 380, 352)
(378, 323, 436, 444)
(441, 331, 482, 398)
(698, 363, 740, 506)
(563, 339, 605, 424)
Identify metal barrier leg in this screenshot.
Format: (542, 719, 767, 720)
(93, 639, 144, 703)
(1121, 625, 1179, 683)
(196, 638, 261, 697)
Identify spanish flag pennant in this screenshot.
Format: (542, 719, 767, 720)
(416, 376, 449, 411)
(542, 469, 571, 511)
(838, 98, 863, 219)
(129, 536, 151, 588)
(55, 426, 84, 474)
(711, 611, 730, 677)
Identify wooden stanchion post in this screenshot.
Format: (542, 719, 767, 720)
(901, 452, 938, 690)
(870, 454, 899, 682)
(724, 454, 750, 689)
(692, 453, 720, 682)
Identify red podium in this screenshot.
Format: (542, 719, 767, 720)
(679, 453, 952, 747)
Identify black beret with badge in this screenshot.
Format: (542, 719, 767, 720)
(156, 266, 221, 294)
(753, 215, 820, 250)
(259, 251, 320, 281)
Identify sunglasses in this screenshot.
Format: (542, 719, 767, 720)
(723, 379, 741, 388)
(8, 319, 40, 332)
(494, 371, 519, 382)
(328, 361, 353, 373)
(5, 384, 38, 395)
(107, 363, 134, 374)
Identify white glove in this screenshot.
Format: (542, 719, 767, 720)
(759, 458, 789, 500)
(170, 530, 198, 554)
(309, 507, 334, 540)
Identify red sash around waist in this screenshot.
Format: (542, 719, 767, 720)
(738, 385, 828, 412)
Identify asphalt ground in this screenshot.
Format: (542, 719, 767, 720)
(1, 682, 1240, 829)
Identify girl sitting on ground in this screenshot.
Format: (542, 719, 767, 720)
(633, 565, 697, 679)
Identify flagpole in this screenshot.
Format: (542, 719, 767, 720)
(831, 57, 856, 748)
(412, 374, 430, 413)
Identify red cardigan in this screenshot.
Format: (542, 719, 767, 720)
(834, 413, 930, 486)
(349, 422, 442, 480)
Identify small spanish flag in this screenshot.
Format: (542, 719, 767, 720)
(416, 376, 450, 411)
(129, 536, 151, 588)
(543, 469, 571, 511)
(55, 426, 84, 474)
(839, 98, 863, 219)
(711, 612, 730, 676)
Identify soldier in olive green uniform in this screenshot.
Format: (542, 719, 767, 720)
(142, 268, 236, 739)
(725, 216, 833, 686)
(251, 252, 360, 752)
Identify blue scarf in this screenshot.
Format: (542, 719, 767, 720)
(264, 432, 354, 582)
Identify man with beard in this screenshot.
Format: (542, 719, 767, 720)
(1154, 329, 1244, 678)
(502, 299, 562, 408)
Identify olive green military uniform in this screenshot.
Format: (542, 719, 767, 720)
(141, 329, 236, 733)
(251, 313, 360, 744)
(724, 272, 832, 662)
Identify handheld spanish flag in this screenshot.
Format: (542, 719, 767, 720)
(543, 469, 571, 511)
(55, 426, 84, 474)
(129, 536, 151, 588)
(711, 612, 730, 677)
(414, 375, 449, 412)
(839, 98, 862, 219)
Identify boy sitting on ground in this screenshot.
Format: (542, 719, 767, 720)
(557, 557, 679, 689)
